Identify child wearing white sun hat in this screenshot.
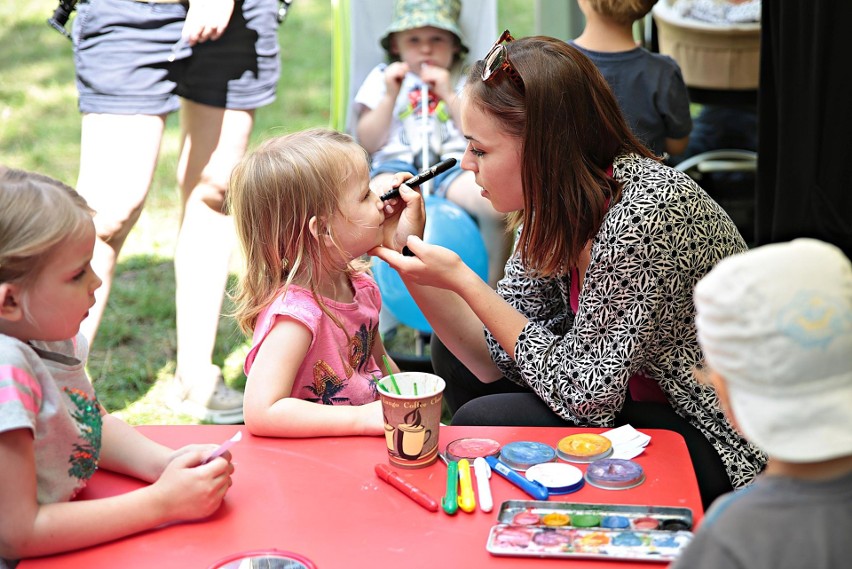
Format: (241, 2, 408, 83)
(673, 238, 852, 569)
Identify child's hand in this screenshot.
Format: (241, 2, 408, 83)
(151, 449, 233, 521)
(419, 63, 453, 101)
(169, 443, 233, 465)
(383, 62, 409, 98)
(361, 400, 386, 436)
(372, 177, 426, 255)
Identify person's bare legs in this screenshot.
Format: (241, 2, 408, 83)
(77, 113, 167, 346)
(171, 99, 253, 422)
(444, 170, 512, 287)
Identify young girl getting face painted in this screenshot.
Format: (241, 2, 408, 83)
(228, 128, 398, 438)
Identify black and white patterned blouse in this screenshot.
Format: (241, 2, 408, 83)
(485, 154, 767, 489)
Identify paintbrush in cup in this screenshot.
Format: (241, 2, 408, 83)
(382, 355, 401, 395)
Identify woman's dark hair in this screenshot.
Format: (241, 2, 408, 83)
(465, 36, 656, 275)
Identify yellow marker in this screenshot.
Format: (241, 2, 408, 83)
(457, 459, 476, 513)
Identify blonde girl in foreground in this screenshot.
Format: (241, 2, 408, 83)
(0, 168, 233, 568)
(229, 128, 399, 438)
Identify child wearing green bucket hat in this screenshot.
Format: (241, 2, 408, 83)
(354, 0, 511, 288)
(379, 0, 469, 61)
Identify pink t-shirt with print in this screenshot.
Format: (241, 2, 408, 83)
(244, 273, 383, 406)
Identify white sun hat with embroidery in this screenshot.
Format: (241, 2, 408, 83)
(694, 238, 852, 463)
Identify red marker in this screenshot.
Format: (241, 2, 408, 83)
(374, 464, 439, 512)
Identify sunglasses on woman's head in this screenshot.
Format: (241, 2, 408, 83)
(481, 29, 525, 93)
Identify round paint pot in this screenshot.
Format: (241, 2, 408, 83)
(660, 518, 692, 531)
(632, 516, 660, 530)
(541, 512, 571, 527)
(512, 510, 541, 525)
(532, 529, 571, 546)
(493, 526, 532, 547)
(499, 441, 556, 471)
(445, 437, 501, 462)
(570, 513, 602, 528)
(584, 458, 645, 490)
(601, 515, 631, 529)
(556, 433, 613, 463)
(208, 550, 317, 569)
(612, 531, 643, 547)
(525, 462, 585, 495)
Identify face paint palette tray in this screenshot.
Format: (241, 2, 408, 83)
(486, 500, 694, 562)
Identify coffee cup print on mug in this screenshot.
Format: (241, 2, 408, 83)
(379, 372, 446, 468)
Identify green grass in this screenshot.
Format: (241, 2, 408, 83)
(0, 0, 533, 424)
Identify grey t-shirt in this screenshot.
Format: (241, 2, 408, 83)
(672, 470, 852, 569)
(571, 42, 692, 155)
(0, 333, 102, 569)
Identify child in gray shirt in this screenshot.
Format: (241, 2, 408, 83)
(677, 238, 852, 569)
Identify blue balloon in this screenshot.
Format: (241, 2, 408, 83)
(372, 196, 488, 333)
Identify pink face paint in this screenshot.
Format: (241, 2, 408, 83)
(632, 516, 660, 530)
(445, 437, 501, 462)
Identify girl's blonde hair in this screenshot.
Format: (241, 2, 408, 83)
(228, 128, 371, 335)
(0, 167, 93, 287)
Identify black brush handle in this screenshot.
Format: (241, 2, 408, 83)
(379, 157, 457, 201)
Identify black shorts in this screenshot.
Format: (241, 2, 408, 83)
(73, 0, 281, 114)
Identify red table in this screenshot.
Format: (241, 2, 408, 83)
(20, 425, 702, 568)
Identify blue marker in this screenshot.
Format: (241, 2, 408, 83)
(485, 455, 549, 500)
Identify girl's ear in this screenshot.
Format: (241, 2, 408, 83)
(308, 215, 333, 243)
(0, 283, 23, 322)
(308, 215, 320, 240)
(308, 215, 324, 242)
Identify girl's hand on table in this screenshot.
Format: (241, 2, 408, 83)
(169, 443, 233, 466)
(152, 449, 233, 521)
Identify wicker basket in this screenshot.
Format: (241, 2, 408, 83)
(652, 0, 760, 90)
